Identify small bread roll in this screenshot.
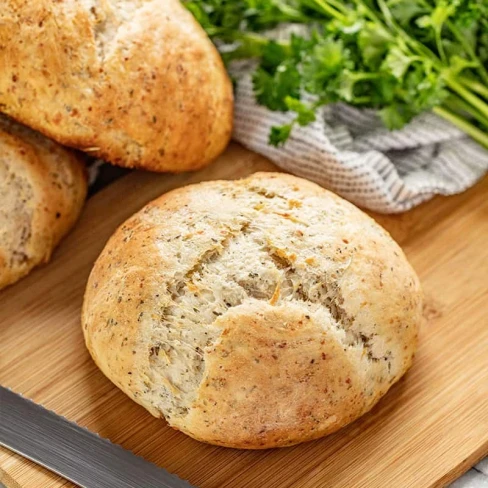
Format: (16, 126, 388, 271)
(82, 173, 422, 449)
(0, 116, 87, 290)
(0, 0, 233, 172)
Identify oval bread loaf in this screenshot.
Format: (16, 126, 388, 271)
(0, 0, 232, 172)
(82, 173, 422, 449)
(0, 115, 87, 290)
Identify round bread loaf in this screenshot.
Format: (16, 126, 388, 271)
(0, 115, 87, 290)
(82, 173, 422, 449)
(0, 0, 232, 172)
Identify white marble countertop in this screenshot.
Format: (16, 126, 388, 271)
(450, 459, 488, 488)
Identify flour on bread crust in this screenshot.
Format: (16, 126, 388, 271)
(0, 115, 87, 290)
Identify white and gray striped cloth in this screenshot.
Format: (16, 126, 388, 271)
(232, 72, 488, 213)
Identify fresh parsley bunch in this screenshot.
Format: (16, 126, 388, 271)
(185, 0, 488, 149)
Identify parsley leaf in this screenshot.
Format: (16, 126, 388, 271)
(185, 0, 488, 149)
(285, 96, 316, 125)
(253, 61, 301, 111)
(269, 123, 293, 146)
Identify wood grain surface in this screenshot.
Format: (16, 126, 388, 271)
(1, 144, 487, 488)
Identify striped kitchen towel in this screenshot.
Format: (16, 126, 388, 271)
(232, 72, 488, 213)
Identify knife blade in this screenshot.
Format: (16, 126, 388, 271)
(0, 386, 196, 488)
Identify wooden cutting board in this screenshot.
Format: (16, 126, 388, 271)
(1, 144, 487, 488)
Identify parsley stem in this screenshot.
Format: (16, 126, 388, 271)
(277, 4, 310, 22)
(354, 0, 434, 69)
(309, 0, 347, 22)
(445, 76, 488, 119)
(187, 0, 488, 148)
(351, 0, 387, 29)
(447, 21, 488, 86)
(444, 96, 488, 129)
(323, 0, 349, 15)
(375, 0, 443, 69)
(458, 77, 488, 101)
(435, 29, 447, 65)
(352, 96, 372, 104)
(414, 0, 488, 82)
(434, 106, 488, 149)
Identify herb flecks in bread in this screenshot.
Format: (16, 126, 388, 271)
(0, 0, 233, 172)
(82, 173, 422, 449)
(0, 115, 87, 290)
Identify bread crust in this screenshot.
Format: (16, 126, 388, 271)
(82, 173, 422, 448)
(0, 0, 233, 172)
(0, 116, 87, 290)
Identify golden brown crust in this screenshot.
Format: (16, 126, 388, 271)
(0, 115, 87, 290)
(184, 303, 367, 448)
(82, 173, 422, 448)
(0, 0, 233, 172)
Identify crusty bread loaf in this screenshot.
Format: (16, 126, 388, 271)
(0, 0, 232, 172)
(0, 115, 87, 290)
(82, 173, 422, 449)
